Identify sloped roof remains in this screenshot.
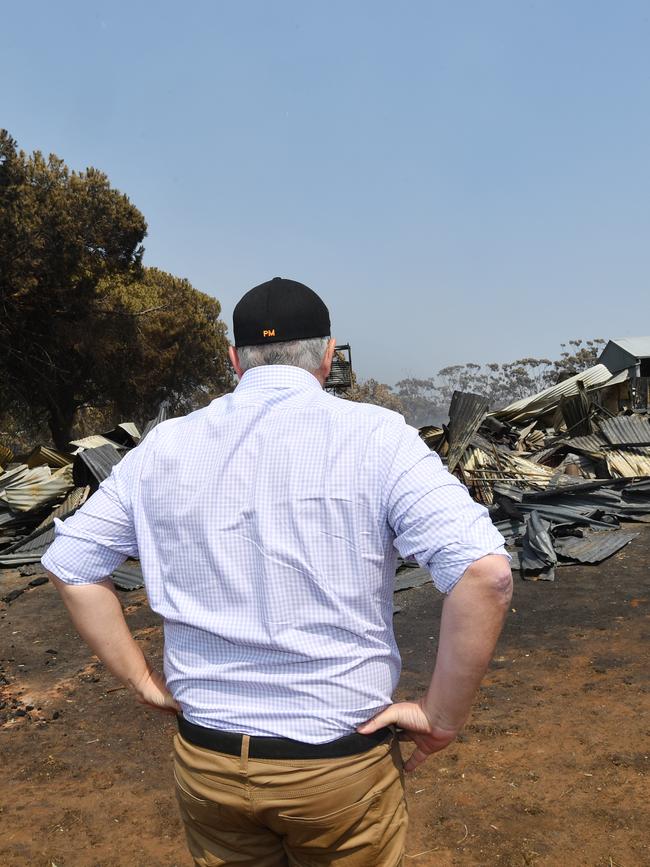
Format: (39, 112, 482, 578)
(600, 417, 650, 446)
(599, 337, 650, 373)
(492, 364, 614, 423)
(607, 337, 650, 358)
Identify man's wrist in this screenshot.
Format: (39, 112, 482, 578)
(124, 652, 154, 697)
(417, 695, 465, 734)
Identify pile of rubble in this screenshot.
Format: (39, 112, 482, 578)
(422, 373, 650, 580)
(0, 409, 168, 591)
(2, 354, 650, 591)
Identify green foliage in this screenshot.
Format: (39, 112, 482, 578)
(93, 267, 232, 422)
(0, 131, 231, 447)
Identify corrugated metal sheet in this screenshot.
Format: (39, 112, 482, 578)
(502, 499, 616, 528)
(419, 426, 445, 452)
(464, 447, 555, 483)
(72, 444, 123, 489)
(0, 525, 55, 565)
(554, 530, 639, 564)
(34, 485, 90, 531)
(606, 448, 650, 478)
(0, 464, 73, 512)
(112, 560, 144, 591)
(494, 476, 650, 525)
(109, 422, 140, 445)
(446, 391, 489, 472)
(521, 512, 557, 580)
(524, 430, 545, 450)
(624, 478, 650, 495)
(604, 368, 631, 386)
(394, 566, 431, 592)
(326, 345, 353, 390)
(0, 486, 90, 566)
(492, 518, 526, 544)
(25, 446, 73, 469)
(141, 402, 170, 441)
(564, 433, 608, 455)
(70, 434, 122, 450)
(463, 446, 554, 505)
(493, 364, 614, 423)
(560, 391, 592, 436)
(527, 446, 560, 465)
(0, 464, 31, 490)
(600, 417, 650, 446)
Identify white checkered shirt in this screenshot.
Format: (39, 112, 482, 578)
(42, 365, 507, 742)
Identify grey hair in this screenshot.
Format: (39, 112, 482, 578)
(237, 337, 330, 373)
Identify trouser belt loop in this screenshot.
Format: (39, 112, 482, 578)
(241, 734, 250, 772)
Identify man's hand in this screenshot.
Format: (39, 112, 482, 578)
(133, 664, 180, 714)
(357, 700, 458, 772)
(359, 554, 512, 772)
(48, 573, 181, 716)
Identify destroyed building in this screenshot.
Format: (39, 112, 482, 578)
(598, 336, 650, 412)
(419, 338, 650, 581)
(2, 338, 650, 594)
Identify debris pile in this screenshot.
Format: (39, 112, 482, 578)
(0, 414, 168, 590)
(2, 345, 650, 591)
(422, 374, 650, 579)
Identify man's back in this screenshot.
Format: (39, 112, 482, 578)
(135, 365, 404, 740)
(48, 361, 505, 746)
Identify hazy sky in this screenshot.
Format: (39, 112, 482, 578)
(3, 1, 649, 383)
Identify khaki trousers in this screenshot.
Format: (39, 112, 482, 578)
(173, 731, 407, 866)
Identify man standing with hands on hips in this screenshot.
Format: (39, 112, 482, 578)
(43, 277, 512, 866)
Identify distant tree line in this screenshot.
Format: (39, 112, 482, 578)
(0, 131, 232, 450)
(345, 340, 606, 427)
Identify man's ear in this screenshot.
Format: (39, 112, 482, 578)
(317, 338, 337, 384)
(229, 345, 244, 378)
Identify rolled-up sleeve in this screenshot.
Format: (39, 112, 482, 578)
(384, 424, 508, 594)
(41, 442, 146, 584)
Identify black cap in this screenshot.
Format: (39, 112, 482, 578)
(233, 277, 331, 347)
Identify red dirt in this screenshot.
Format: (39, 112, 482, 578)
(1, 526, 649, 866)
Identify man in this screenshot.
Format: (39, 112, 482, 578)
(43, 277, 512, 867)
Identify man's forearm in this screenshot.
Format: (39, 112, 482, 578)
(47, 572, 152, 692)
(421, 554, 513, 731)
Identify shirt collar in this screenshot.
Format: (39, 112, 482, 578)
(235, 365, 323, 393)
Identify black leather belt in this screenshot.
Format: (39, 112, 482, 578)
(177, 715, 392, 759)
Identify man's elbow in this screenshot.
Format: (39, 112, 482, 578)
(491, 564, 514, 607)
(464, 554, 513, 607)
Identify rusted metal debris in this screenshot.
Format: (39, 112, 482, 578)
(421, 381, 650, 579)
(0, 408, 168, 588)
